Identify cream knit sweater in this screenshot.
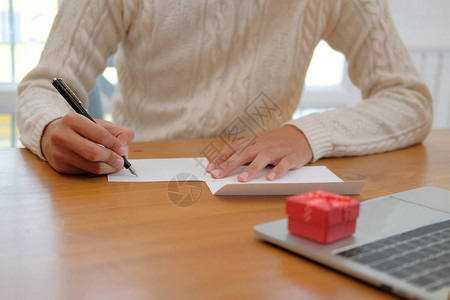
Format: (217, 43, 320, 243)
(17, 0, 432, 162)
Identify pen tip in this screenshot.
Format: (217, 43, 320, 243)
(128, 166, 138, 177)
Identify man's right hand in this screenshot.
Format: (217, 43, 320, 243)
(41, 113, 135, 175)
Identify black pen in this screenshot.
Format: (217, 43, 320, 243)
(51, 77, 138, 177)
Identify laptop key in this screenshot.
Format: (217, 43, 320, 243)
(393, 243, 415, 252)
(389, 269, 413, 279)
(388, 234, 411, 243)
(433, 254, 450, 265)
(414, 260, 438, 270)
(428, 266, 450, 278)
(407, 239, 428, 248)
(372, 260, 403, 271)
(400, 252, 425, 261)
(408, 275, 437, 287)
(353, 251, 389, 264)
(401, 264, 425, 275)
(434, 232, 448, 239)
(379, 247, 402, 256)
(427, 281, 450, 292)
(369, 240, 391, 250)
(339, 248, 362, 258)
(434, 266, 450, 277)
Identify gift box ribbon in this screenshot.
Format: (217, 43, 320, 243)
(303, 197, 352, 223)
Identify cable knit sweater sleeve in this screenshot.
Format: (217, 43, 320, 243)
(16, 0, 132, 160)
(286, 0, 433, 161)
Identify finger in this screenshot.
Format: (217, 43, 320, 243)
(206, 141, 240, 172)
(209, 149, 254, 179)
(52, 124, 125, 169)
(266, 155, 309, 181)
(206, 148, 233, 172)
(266, 156, 295, 181)
(64, 114, 127, 156)
(64, 149, 123, 175)
(74, 140, 125, 169)
(207, 137, 255, 172)
(44, 143, 87, 174)
(96, 119, 135, 147)
(210, 140, 265, 179)
(237, 151, 275, 182)
(45, 145, 120, 175)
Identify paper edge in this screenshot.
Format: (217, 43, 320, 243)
(208, 181, 366, 196)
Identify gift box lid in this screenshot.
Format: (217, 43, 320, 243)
(286, 190, 360, 226)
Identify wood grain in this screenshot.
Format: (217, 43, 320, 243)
(1, 129, 449, 300)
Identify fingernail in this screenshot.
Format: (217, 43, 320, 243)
(206, 163, 215, 172)
(114, 158, 124, 168)
(238, 171, 249, 182)
(267, 172, 276, 181)
(211, 168, 222, 178)
(118, 147, 127, 156)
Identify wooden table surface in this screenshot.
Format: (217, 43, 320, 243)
(1, 129, 449, 300)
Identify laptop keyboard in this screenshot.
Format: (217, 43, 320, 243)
(337, 219, 450, 292)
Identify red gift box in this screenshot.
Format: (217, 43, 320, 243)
(286, 190, 360, 244)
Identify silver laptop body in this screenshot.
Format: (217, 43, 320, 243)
(254, 186, 450, 300)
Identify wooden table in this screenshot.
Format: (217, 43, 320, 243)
(1, 129, 449, 299)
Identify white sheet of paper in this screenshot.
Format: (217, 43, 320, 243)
(108, 158, 209, 182)
(107, 158, 365, 195)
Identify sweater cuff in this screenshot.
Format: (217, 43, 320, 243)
(283, 114, 332, 162)
(17, 93, 70, 161)
(22, 114, 65, 161)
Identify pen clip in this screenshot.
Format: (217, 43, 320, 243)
(51, 78, 96, 123)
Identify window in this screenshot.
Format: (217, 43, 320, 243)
(295, 41, 360, 119)
(305, 41, 345, 87)
(0, 0, 59, 148)
(0, 0, 58, 84)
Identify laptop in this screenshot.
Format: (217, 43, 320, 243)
(254, 186, 450, 300)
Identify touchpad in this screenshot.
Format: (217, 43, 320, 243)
(355, 196, 450, 240)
